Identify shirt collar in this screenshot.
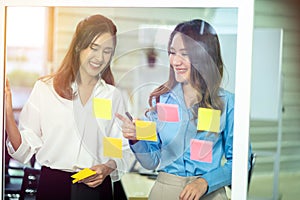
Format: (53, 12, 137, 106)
(71, 78, 106, 96)
(159, 83, 185, 104)
(159, 82, 226, 103)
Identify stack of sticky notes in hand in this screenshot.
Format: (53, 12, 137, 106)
(71, 168, 96, 184)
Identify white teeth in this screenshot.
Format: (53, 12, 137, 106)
(90, 62, 100, 68)
(176, 69, 187, 72)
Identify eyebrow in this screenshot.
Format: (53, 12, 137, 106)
(170, 47, 188, 52)
(90, 43, 113, 49)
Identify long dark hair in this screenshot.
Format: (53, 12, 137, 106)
(42, 14, 117, 100)
(148, 19, 224, 113)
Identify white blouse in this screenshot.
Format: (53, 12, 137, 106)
(7, 79, 134, 181)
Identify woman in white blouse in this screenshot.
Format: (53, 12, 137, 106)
(5, 14, 132, 200)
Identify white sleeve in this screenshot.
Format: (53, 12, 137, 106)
(6, 81, 43, 164)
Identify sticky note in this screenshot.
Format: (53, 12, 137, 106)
(71, 168, 96, 184)
(157, 103, 179, 122)
(135, 120, 157, 141)
(197, 108, 221, 133)
(190, 139, 213, 163)
(103, 137, 122, 158)
(93, 98, 112, 120)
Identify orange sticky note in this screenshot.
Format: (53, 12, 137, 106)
(197, 108, 221, 133)
(135, 120, 157, 141)
(93, 98, 112, 120)
(190, 139, 213, 163)
(157, 103, 179, 122)
(71, 168, 96, 184)
(103, 137, 122, 158)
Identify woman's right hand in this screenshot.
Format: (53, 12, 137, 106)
(115, 113, 137, 142)
(5, 78, 14, 121)
(5, 78, 22, 150)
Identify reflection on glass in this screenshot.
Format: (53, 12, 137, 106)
(4, 7, 242, 200)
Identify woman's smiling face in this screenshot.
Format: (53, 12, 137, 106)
(169, 33, 192, 84)
(79, 32, 114, 79)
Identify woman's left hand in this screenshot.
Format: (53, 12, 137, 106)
(80, 162, 115, 188)
(179, 177, 208, 200)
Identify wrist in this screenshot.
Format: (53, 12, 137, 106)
(105, 160, 117, 174)
(197, 177, 209, 194)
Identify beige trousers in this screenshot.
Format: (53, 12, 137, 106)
(149, 172, 228, 200)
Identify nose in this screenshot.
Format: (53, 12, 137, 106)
(94, 50, 104, 62)
(171, 53, 183, 66)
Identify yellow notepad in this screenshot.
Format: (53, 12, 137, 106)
(71, 168, 96, 184)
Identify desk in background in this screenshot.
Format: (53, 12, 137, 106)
(121, 173, 155, 200)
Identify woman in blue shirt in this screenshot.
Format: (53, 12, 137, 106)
(116, 19, 251, 200)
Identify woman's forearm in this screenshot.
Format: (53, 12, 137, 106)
(5, 116, 22, 151)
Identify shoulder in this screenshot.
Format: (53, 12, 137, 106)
(33, 79, 53, 90)
(158, 83, 182, 104)
(104, 82, 122, 96)
(95, 81, 124, 103)
(219, 88, 235, 110)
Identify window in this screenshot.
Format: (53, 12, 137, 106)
(6, 7, 47, 112)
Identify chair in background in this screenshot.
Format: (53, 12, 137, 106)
(4, 153, 41, 200)
(5, 165, 41, 200)
(5, 165, 25, 199)
(19, 167, 41, 200)
(228, 152, 256, 191)
(248, 153, 256, 190)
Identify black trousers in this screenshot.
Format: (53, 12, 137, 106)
(36, 166, 113, 200)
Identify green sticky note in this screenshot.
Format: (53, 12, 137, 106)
(135, 120, 157, 141)
(93, 98, 112, 120)
(197, 108, 221, 133)
(103, 137, 122, 158)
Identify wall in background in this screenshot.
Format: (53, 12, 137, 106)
(250, 0, 300, 173)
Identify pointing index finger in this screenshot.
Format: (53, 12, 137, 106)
(115, 113, 131, 123)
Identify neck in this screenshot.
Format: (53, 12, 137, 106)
(182, 82, 195, 97)
(182, 82, 198, 108)
(79, 71, 98, 87)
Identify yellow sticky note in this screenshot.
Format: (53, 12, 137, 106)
(93, 98, 112, 120)
(197, 108, 221, 133)
(103, 137, 122, 158)
(71, 168, 96, 184)
(135, 120, 157, 141)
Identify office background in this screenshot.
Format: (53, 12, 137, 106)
(4, 0, 300, 199)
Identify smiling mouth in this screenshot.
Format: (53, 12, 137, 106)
(89, 61, 103, 68)
(175, 68, 188, 74)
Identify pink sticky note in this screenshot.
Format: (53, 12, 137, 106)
(190, 139, 213, 163)
(157, 103, 179, 122)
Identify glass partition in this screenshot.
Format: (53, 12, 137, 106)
(0, 1, 254, 199)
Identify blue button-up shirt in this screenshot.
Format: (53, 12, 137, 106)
(130, 83, 251, 194)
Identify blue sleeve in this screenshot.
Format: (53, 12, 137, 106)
(130, 98, 162, 170)
(130, 138, 161, 170)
